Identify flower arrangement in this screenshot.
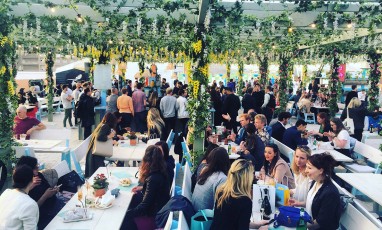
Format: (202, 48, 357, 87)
(92, 174, 109, 190)
(126, 131, 137, 140)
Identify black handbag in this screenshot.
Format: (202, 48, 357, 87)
(57, 170, 84, 193)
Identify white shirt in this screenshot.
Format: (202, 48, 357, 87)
(0, 189, 39, 230)
(176, 96, 189, 119)
(306, 182, 323, 217)
(61, 91, 73, 109)
(292, 173, 311, 203)
(72, 88, 81, 103)
(358, 92, 366, 101)
(334, 130, 350, 149)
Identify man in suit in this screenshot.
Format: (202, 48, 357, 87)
(271, 112, 292, 142)
(222, 87, 241, 133)
(226, 113, 250, 145)
(252, 83, 264, 114)
(282, 119, 308, 150)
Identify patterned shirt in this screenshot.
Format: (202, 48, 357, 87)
(255, 127, 270, 145)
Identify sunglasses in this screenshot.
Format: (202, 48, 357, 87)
(297, 145, 310, 151)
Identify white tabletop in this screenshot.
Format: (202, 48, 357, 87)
(337, 173, 382, 206)
(109, 141, 146, 162)
(312, 105, 329, 109)
(45, 167, 139, 230)
(312, 149, 353, 162)
(18, 139, 62, 150)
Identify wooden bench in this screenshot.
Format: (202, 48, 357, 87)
(181, 162, 192, 202)
(343, 141, 382, 173)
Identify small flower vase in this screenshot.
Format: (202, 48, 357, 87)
(93, 188, 106, 197)
(130, 139, 137, 146)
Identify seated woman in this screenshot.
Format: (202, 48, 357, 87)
(121, 145, 170, 230)
(147, 108, 166, 140)
(155, 141, 175, 189)
(85, 112, 117, 178)
(310, 112, 331, 142)
(211, 159, 269, 230)
(192, 147, 230, 211)
(192, 143, 219, 191)
(260, 144, 295, 189)
(16, 156, 64, 229)
(238, 124, 265, 171)
(0, 165, 39, 229)
(305, 153, 341, 230)
(324, 118, 351, 158)
(289, 146, 312, 205)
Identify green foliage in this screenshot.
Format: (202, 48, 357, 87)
(237, 60, 244, 96)
(45, 51, 55, 121)
(366, 50, 381, 112)
(328, 51, 340, 118)
(277, 52, 294, 113)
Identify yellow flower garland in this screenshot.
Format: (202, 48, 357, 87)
(192, 40, 202, 54)
(0, 66, 6, 75)
(193, 80, 200, 99)
(199, 64, 209, 77)
(0, 36, 9, 47)
(8, 81, 15, 95)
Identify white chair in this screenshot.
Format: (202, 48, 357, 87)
(171, 163, 181, 197)
(344, 141, 382, 174)
(71, 135, 91, 179)
(166, 129, 175, 149)
(271, 138, 294, 163)
(52, 160, 71, 178)
(340, 203, 381, 230)
(13, 147, 45, 170)
(182, 163, 192, 202)
(178, 211, 190, 230)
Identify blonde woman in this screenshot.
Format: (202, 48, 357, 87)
(147, 108, 166, 140)
(340, 97, 369, 141)
(289, 145, 312, 206)
(211, 159, 269, 230)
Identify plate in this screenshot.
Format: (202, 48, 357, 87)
(63, 213, 93, 223)
(119, 183, 131, 187)
(94, 203, 113, 210)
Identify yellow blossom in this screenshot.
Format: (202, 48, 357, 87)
(0, 36, 9, 47)
(192, 40, 202, 54)
(73, 47, 78, 57)
(193, 80, 200, 99)
(8, 81, 15, 95)
(0, 66, 6, 75)
(199, 64, 209, 77)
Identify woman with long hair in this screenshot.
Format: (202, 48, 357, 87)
(85, 112, 118, 177)
(148, 91, 161, 110)
(260, 144, 295, 189)
(340, 97, 369, 141)
(155, 141, 175, 188)
(310, 112, 331, 142)
(192, 147, 230, 211)
(147, 108, 166, 140)
(324, 118, 351, 157)
(211, 159, 268, 230)
(0, 165, 39, 229)
(122, 145, 169, 230)
(305, 153, 341, 230)
(289, 145, 312, 206)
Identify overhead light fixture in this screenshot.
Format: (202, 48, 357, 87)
(120, 40, 124, 45)
(347, 20, 352, 28)
(288, 27, 293, 33)
(108, 40, 113, 44)
(272, 43, 276, 49)
(77, 14, 83, 23)
(311, 21, 316, 28)
(50, 7, 56, 13)
(258, 44, 262, 48)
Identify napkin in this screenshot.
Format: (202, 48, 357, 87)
(63, 208, 88, 221)
(112, 171, 132, 179)
(97, 190, 115, 208)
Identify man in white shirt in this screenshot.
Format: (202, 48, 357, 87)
(61, 85, 76, 128)
(160, 87, 177, 139)
(358, 89, 366, 107)
(176, 89, 189, 135)
(72, 82, 82, 125)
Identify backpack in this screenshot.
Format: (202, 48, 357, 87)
(267, 93, 276, 109)
(155, 195, 196, 228)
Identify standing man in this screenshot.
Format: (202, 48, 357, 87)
(117, 88, 134, 129)
(106, 88, 119, 113)
(61, 85, 76, 129)
(252, 83, 264, 115)
(160, 88, 177, 139)
(261, 85, 276, 125)
(345, 85, 358, 107)
(176, 89, 189, 136)
(132, 83, 146, 133)
(222, 87, 241, 133)
(72, 82, 82, 125)
(227, 79, 236, 92)
(271, 112, 292, 142)
(126, 80, 133, 97)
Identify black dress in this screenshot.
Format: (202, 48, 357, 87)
(84, 124, 112, 178)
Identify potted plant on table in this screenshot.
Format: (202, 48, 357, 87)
(92, 174, 109, 197)
(127, 131, 138, 146)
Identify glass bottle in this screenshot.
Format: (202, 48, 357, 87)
(370, 124, 374, 133)
(296, 208, 307, 230)
(261, 188, 272, 220)
(227, 144, 232, 155)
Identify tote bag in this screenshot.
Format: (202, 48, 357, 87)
(92, 138, 113, 157)
(190, 209, 214, 230)
(343, 108, 354, 135)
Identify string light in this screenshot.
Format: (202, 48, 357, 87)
(288, 27, 293, 33)
(347, 20, 352, 28)
(311, 21, 316, 28)
(272, 43, 276, 49)
(258, 44, 262, 48)
(50, 7, 56, 13)
(77, 14, 83, 23)
(108, 40, 113, 44)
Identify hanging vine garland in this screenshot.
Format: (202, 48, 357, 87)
(257, 54, 269, 87)
(45, 51, 55, 122)
(328, 50, 340, 117)
(237, 60, 244, 96)
(277, 53, 294, 113)
(0, 6, 18, 176)
(367, 49, 381, 112)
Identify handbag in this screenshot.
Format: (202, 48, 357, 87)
(276, 183, 290, 206)
(343, 108, 354, 135)
(57, 170, 84, 193)
(92, 138, 113, 157)
(274, 206, 312, 228)
(191, 209, 214, 230)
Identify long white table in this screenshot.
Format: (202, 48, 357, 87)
(18, 139, 65, 151)
(311, 149, 353, 162)
(108, 141, 147, 165)
(45, 167, 139, 230)
(337, 173, 382, 206)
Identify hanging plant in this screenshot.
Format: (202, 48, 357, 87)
(367, 49, 381, 112)
(328, 50, 340, 117)
(257, 54, 269, 87)
(277, 53, 294, 113)
(45, 51, 55, 121)
(237, 60, 244, 96)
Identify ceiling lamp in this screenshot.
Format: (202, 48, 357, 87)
(77, 14, 83, 23)
(347, 20, 352, 28)
(288, 27, 293, 33)
(311, 21, 316, 28)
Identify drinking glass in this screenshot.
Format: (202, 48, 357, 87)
(20, 134, 27, 141)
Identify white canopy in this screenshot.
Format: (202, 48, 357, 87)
(15, 72, 45, 80)
(55, 58, 90, 74)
